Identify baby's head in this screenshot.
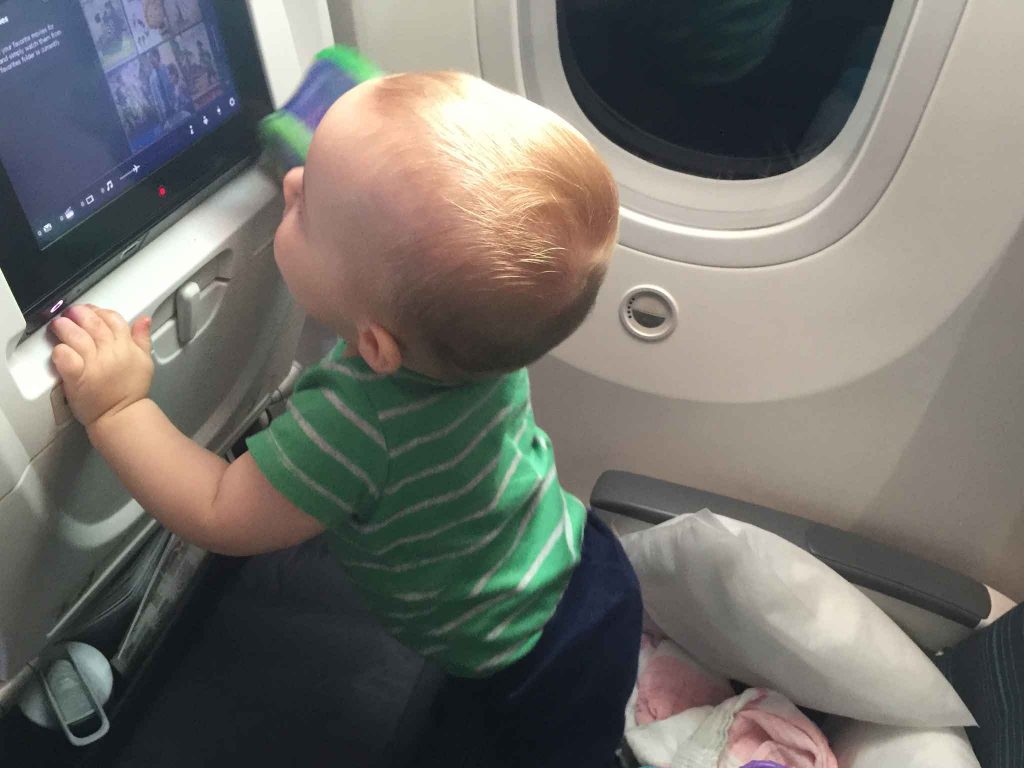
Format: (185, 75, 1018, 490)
(273, 71, 618, 380)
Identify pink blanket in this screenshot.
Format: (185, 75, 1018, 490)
(626, 633, 838, 768)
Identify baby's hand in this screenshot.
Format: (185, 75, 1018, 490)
(51, 305, 154, 428)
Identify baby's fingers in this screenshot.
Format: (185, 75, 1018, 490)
(131, 316, 152, 356)
(51, 316, 97, 360)
(65, 305, 113, 345)
(52, 344, 85, 382)
(89, 305, 130, 340)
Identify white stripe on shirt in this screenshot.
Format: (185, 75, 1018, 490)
(383, 401, 525, 496)
(320, 387, 386, 449)
(486, 590, 547, 642)
(470, 467, 557, 596)
(475, 636, 536, 674)
(393, 590, 442, 602)
(378, 392, 447, 421)
(287, 401, 379, 497)
(373, 421, 532, 553)
(267, 431, 354, 515)
(356, 453, 501, 534)
(517, 516, 566, 593)
(562, 493, 578, 561)
(385, 605, 437, 621)
(388, 381, 503, 458)
(428, 594, 505, 637)
(343, 447, 561, 576)
(346, 499, 519, 574)
(323, 360, 387, 381)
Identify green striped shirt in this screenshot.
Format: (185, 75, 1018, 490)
(247, 341, 586, 677)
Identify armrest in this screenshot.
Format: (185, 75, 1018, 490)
(592, 470, 992, 628)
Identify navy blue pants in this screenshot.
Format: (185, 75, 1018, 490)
(420, 513, 643, 768)
(935, 602, 1024, 768)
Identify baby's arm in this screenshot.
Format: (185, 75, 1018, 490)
(51, 305, 325, 556)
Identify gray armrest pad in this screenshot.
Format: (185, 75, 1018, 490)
(592, 470, 991, 628)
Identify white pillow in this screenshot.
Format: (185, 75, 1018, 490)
(620, 511, 975, 727)
(828, 718, 980, 767)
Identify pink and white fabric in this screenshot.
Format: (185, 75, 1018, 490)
(625, 633, 838, 768)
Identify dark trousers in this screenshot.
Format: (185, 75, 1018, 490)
(937, 602, 1024, 768)
(419, 513, 643, 768)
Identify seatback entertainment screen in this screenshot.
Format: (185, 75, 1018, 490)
(0, 0, 238, 244)
(0, 0, 270, 328)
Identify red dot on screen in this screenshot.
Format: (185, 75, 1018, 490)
(158, 186, 167, 197)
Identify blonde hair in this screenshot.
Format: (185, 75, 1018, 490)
(368, 72, 619, 378)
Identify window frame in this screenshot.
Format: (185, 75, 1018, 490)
(477, 0, 967, 267)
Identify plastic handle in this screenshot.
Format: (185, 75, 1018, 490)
(34, 650, 110, 747)
(175, 281, 201, 345)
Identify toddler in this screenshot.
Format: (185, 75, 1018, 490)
(52, 71, 641, 767)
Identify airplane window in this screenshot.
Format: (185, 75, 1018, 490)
(557, 0, 896, 180)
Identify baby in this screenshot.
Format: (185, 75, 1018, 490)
(52, 72, 641, 767)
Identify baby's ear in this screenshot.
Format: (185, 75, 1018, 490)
(356, 322, 402, 375)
